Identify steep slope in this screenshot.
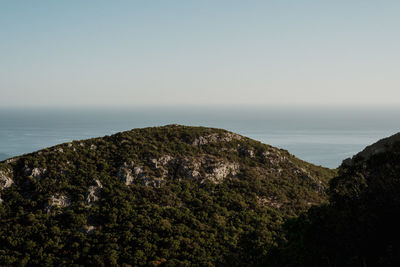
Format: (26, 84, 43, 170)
(0, 125, 335, 266)
(342, 132, 400, 166)
(270, 133, 400, 267)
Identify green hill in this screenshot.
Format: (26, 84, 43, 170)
(0, 125, 335, 266)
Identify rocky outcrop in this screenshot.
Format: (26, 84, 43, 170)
(239, 146, 255, 158)
(177, 157, 240, 184)
(54, 148, 64, 153)
(5, 157, 18, 164)
(23, 166, 47, 179)
(0, 171, 13, 190)
(117, 155, 240, 187)
(118, 162, 135, 185)
(118, 162, 156, 186)
(45, 194, 71, 212)
(32, 167, 47, 178)
(141, 176, 164, 187)
(256, 196, 284, 209)
(118, 155, 174, 187)
(150, 155, 174, 169)
(192, 132, 242, 146)
(0, 170, 13, 204)
(85, 179, 103, 205)
(126, 156, 240, 185)
(262, 149, 288, 165)
(80, 225, 96, 234)
(205, 161, 239, 183)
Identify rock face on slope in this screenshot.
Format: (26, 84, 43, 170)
(0, 170, 13, 190)
(0, 125, 333, 207)
(45, 194, 72, 212)
(0, 169, 13, 203)
(0, 125, 335, 266)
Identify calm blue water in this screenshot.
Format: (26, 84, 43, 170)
(0, 107, 399, 168)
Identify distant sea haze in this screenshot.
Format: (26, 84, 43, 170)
(0, 106, 399, 168)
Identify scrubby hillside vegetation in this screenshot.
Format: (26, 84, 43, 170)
(269, 133, 400, 267)
(0, 125, 334, 266)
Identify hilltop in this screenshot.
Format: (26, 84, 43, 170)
(0, 125, 335, 266)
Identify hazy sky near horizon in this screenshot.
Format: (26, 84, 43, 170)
(1, 1, 399, 107)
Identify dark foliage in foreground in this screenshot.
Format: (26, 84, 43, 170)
(269, 141, 400, 267)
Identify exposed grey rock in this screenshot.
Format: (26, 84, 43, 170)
(133, 166, 145, 178)
(192, 134, 217, 146)
(0, 170, 13, 204)
(90, 144, 97, 150)
(205, 161, 240, 183)
(141, 177, 164, 188)
(31, 167, 47, 178)
(54, 148, 64, 153)
(117, 162, 148, 185)
(5, 157, 18, 164)
(45, 194, 71, 212)
(262, 149, 287, 165)
(177, 156, 239, 184)
(192, 132, 242, 146)
(0, 171, 13, 190)
(149, 155, 174, 180)
(262, 151, 271, 157)
(85, 179, 103, 205)
(256, 196, 284, 209)
(81, 225, 96, 234)
(118, 155, 239, 187)
(118, 162, 135, 185)
(150, 155, 174, 168)
(178, 158, 202, 180)
(118, 156, 175, 187)
(23, 166, 47, 179)
(239, 146, 255, 158)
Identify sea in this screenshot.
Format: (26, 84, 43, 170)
(0, 106, 399, 169)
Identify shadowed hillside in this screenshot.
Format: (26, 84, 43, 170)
(269, 132, 400, 267)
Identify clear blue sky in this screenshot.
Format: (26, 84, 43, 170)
(1, 1, 399, 107)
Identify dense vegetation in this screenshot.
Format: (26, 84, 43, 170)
(269, 138, 400, 267)
(0, 125, 335, 266)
